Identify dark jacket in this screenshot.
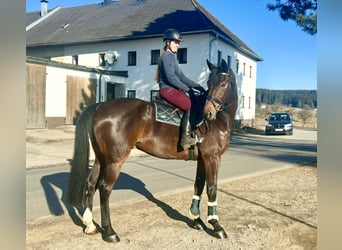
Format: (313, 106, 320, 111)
(159, 51, 200, 91)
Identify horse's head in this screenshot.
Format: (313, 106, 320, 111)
(204, 59, 234, 121)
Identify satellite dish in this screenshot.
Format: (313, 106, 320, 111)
(104, 51, 119, 65)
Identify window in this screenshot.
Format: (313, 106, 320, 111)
(128, 51, 136, 66)
(177, 48, 187, 64)
(227, 55, 231, 69)
(217, 50, 222, 65)
(248, 96, 252, 109)
(99, 53, 105, 66)
(249, 66, 253, 78)
(107, 82, 126, 100)
(243, 63, 246, 76)
(127, 90, 136, 99)
(242, 95, 245, 108)
(150, 90, 159, 102)
(72, 55, 78, 65)
(151, 49, 160, 65)
(236, 59, 239, 73)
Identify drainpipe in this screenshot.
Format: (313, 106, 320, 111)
(98, 74, 103, 102)
(40, 0, 48, 17)
(208, 32, 218, 62)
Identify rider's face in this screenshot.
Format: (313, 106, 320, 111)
(168, 40, 180, 53)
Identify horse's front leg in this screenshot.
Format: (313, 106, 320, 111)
(189, 156, 206, 230)
(206, 156, 227, 239)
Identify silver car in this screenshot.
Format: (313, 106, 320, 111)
(265, 112, 293, 135)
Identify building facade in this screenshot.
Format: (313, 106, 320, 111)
(27, 0, 262, 125)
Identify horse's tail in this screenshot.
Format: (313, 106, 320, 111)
(67, 103, 99, 206)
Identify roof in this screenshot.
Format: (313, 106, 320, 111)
(26, 56, 128, 77)
(26, 11, 42, 26)
(26, 0, 262, 61)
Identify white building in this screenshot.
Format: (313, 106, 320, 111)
(26, 0, 262, 125)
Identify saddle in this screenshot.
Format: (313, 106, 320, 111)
(153, 97, 183, 126)
(153, 95, 205, 127)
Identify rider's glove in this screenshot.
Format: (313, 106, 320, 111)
(193, 86, 206, 93)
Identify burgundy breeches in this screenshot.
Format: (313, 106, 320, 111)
(159, 88, 191, 111)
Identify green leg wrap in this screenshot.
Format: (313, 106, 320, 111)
(207, 201, 219, 221)
(189, 195, 201, 219)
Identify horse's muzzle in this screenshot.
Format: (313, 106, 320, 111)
(204, 101, 217, 121)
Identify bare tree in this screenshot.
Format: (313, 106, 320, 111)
(298, 108, 312, 127)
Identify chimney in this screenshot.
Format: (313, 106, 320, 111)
(40, 0, 48, 17)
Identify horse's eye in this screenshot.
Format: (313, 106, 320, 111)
(221, 82, 228, 87)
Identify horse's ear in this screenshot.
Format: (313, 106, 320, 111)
(206, 59, 216, 71)
(220, 59, 228, 72)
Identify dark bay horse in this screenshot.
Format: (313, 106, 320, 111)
(67, 59, 238, 242)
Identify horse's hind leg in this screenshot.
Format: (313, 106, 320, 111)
(98, 161, 123, 243)
(82, 158, 100, 235)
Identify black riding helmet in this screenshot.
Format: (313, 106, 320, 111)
(163, 28, 182, 42)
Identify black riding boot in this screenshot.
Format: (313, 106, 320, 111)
(180, 110, 199, 149)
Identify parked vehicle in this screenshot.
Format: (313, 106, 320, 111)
(265, 112, 293, 135)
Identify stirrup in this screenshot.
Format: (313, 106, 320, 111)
(195, 133, 203, 144)
(181, 133, 201, 149)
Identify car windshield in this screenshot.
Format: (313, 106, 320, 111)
(269, 113, 290, 121)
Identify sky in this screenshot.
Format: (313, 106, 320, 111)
(26, 0, 317, 90)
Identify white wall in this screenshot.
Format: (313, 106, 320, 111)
(65, 34, 212, 100)
(200, 35, 258, 121)
(235, 52, 257, 121)
(45, 66, 126, 117)
(58, 33, 258, 121)
(45, 67, 67, 117)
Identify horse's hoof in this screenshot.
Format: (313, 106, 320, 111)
(214, 230, 227, 239)
(84, 224, 98, 235)
(193, 218, 203, 230)
(84, 228, 98, 235)
(103, 234, 120, 243)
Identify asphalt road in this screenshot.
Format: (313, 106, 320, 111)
(26, 128, 316, 220)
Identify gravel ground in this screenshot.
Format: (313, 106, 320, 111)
(26, 165, 317, 249)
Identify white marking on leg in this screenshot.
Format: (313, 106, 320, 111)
(83, 208, 97, 234)
(83, 207, 92, 225)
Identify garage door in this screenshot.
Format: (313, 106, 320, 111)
(66, 76, 96, 124)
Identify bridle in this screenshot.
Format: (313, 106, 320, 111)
(206, 95, 224, 112)
(206, 72, 231, 112)
(199, 71, 233, 134)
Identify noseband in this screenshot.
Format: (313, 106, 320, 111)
(206, 95, 224, 111)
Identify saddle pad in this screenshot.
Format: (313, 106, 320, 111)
(154, 102, 183, 126)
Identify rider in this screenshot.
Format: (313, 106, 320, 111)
(156, 28, 206, 149)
